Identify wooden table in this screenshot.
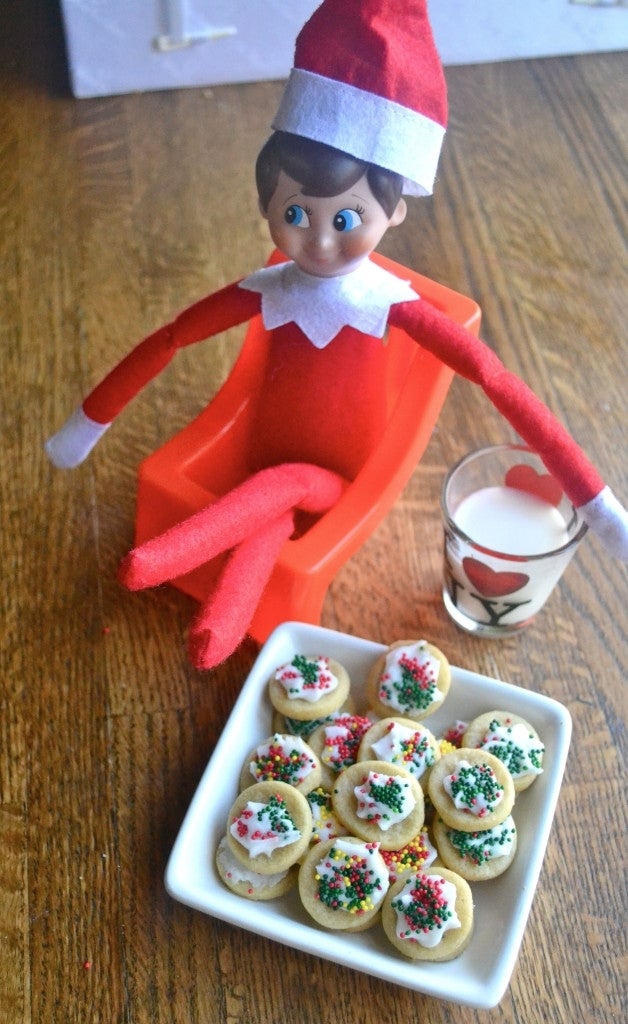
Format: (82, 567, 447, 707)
(1, 5, 626, 1022)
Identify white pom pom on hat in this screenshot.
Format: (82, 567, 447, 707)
(272, 0, 448, 197)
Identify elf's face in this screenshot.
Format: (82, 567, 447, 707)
(261, 170, 406, 278)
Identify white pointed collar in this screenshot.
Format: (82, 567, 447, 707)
(239, 258, 419, 348)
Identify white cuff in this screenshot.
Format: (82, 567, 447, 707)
(45, 407, 111, 468)
(580, 486, 628, 562)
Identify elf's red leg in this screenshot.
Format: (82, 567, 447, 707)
(118, 462, 345, 590)
(187, 510, 295, 670)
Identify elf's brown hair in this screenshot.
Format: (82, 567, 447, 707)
(256, 131, 404, 217)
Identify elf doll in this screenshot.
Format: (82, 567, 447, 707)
(47, 0, 627, 668)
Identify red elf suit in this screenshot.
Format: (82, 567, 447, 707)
(46, 0, 627, 668)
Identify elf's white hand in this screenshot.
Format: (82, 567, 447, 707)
(45, 408, 110, 469)
(580, 487, 628, 562)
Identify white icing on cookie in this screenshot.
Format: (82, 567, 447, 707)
(315, 838, 389, 912)
(393, 874, 461, 948)
(248, 734, 317, 786)
(275, 655, 339, 703)
(377, 642, 443, 716)
(230, 795, 301, 857)
(443, 759, 504, 817)
(479, 721, 544, 778)
(447, 815, 516, 864)
(353, 770, 415, 831)
(371, 721, 436, 779)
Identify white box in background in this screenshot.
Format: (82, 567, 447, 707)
(61, 1, 628, 99)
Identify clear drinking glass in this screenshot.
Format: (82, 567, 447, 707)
(441, 444, 588, 637)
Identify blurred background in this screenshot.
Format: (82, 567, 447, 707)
(57, 0, 628, 99)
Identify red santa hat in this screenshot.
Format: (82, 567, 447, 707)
(272, 0, 447, 197)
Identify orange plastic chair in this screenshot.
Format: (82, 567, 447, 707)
(134, 251, 481, 643)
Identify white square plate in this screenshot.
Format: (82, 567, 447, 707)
(165, 622, 571, 1009)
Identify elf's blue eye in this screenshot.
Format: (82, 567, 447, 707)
(333, 208, 363, 232)
(285, 205, 310, 228)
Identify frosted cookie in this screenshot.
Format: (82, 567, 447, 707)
(382, 867, 473, 961)
(227, 781, 312, 874)
(463, 711, 544, 792)
(268, 655, 351, 721)
(380, 829, 438, 884)
(215, 835, 298, 900)
(238, 733, 321, 795)
(358, 717, 440, 790)
(331, 760, 425, 850)
(307, 786, 343, 845)
(308, 713, 373, 788)
(298, 836, 389, 931)
(427, 749, 515, 832)
(433, 815, 517, 882)
(366, 640, 451, 720)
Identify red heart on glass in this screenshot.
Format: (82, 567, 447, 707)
(504, 464, 563, 507)
(463, 557, 529, 598)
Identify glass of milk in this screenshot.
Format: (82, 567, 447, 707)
(441, 444, 588, 636)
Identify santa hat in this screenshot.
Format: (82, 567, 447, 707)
(272, 0, 447, 197)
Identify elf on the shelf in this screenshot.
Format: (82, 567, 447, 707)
(47, 0, 627, 668)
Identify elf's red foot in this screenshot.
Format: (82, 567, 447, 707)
(187, 627, 226, 671)
(118, 548, 156, 590)
(188, 510, 296, 670)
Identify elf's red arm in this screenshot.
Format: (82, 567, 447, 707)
(389, 298, 627, 559)
(46, 281, 261, 468)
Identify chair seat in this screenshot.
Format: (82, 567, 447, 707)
(134, 251, 481, 643)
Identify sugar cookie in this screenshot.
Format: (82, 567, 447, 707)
(433, 815, 517, 881)
(331, 760, 425, 850)
(271, 691, 356, 739)
(382, 867, 473, 961)
(366, 640, 451, 720)
(427, 749, 515, 832)
(215, 835, 298, 900)
(298, 836, 389, 931)
(463, 711, 544, 792)
(227, 781, 312, 874)
(238, 733, 321, 794)
(268, 654, 351, 721)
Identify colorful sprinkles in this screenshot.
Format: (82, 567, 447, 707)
(371, 720, 435, 778)
(478, 719, 544, 777)
(446, 817, 516, 865)
(443, 760, 504, 817)
(392, 873, 459, 944)
(381, 831, 437, 883)
(378, 642, 442, 715)
(275, 655, 338, 702)
(230, 793, 301, 855)
(250, 735, 316, 785)
(353, 771, 414, 830)
(315, 840, 387, 914)
(321, 714, 372, 773)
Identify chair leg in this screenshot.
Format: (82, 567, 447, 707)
(187, 510, 296, 670)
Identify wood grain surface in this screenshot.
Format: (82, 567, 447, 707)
(1, 4, 626, 1022)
